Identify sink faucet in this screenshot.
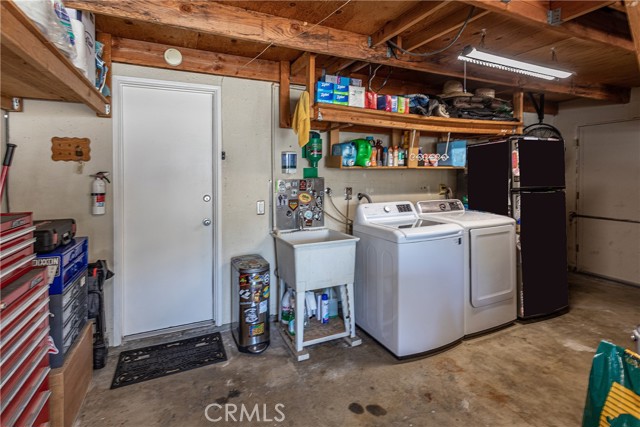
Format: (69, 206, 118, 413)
(297, 210, 305, 231)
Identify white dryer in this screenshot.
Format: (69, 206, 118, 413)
(417, 199, 516, 337)
(353, 201, 464, 358)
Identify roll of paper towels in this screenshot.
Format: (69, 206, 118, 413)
(70, 18, 88, 77)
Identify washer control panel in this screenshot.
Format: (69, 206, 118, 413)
(356, 202, 418, 221)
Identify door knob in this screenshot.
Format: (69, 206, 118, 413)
(203, 218, 212, 226)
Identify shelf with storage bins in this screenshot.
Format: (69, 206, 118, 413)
(312, 102, 521, 170)
(0, 0, 110, 115)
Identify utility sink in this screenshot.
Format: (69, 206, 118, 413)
(274, 228, 360, 290)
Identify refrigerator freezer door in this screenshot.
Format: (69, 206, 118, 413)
(518, 191, 568, 319)
(513, 137, 565, 190)
(467, 140, 510, 216)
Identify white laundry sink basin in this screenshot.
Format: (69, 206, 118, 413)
(274, 229, 360, 289)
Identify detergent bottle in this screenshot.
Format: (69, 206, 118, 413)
(354, 139, 372, 167)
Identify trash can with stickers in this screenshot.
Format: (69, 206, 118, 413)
(231, 255, 270, 354)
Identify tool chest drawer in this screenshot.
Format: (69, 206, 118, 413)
(49, 268, 88, 369)
(0, 262, 50, 427)
(1, 213, 36, 288)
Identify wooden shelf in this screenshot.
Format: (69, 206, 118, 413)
(325, 155, 465, 170)
(312, 103, 522, 136)
(0, 1, 109, 115)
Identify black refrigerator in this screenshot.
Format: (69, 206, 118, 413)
(467, 136, 568, 320)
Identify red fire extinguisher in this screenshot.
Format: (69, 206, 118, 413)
(91, 172, 110, 215)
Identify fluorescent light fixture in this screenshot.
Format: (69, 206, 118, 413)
(458, 45, 572, 80)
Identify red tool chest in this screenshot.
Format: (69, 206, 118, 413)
(1, 212, 51, 427)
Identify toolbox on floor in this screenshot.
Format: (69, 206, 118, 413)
(34, 219, 76, 253)
(32, 237, 88, 295)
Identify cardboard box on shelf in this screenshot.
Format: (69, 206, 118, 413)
(316, 91, 334, 104)
(334, 84, 349, 94)
(334, 93, 349, 105)
(322, 75, 339, 84)
(316, 81, 334, 91)
(348, 86, 365, 108)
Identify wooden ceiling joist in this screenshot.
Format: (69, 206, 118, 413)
(625, 0, 640, 72)
(369, 1, 449, 47)
(463, 0, 635, 52)
(549, 1, 617, 22)
(349, 62, 370, 73)
(66, 0, 629, 102)
(291, 52, 311, 79)
(111, 37, 280, 82)
(403, 8, 490, 52)
(324, 57, 358, 75)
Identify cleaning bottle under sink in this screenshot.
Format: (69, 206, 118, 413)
(281, 287, 292, 324)
(324, 287, 339, 318)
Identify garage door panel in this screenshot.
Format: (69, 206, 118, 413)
(577, 218, 640, 284)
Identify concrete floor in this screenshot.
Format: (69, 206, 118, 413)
(76, 273, 639, 427)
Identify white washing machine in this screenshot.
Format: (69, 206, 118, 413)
(353, 201, 464, 358)
(416, 199, 517, 337)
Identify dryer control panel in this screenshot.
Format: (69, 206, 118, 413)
(416, 199, 465, 214)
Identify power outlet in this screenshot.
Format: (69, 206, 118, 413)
(345, 187, 352, 200)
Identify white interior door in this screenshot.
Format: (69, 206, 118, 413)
(577, 120, 640, 285)
(114, 77, 220, 339)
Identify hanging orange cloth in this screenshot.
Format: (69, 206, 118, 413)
(292, 91, 310, 147)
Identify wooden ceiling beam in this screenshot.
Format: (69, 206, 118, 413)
(369, 1, 450, 47)
(111, 37, 280, 82)
(291, 52, 310, 79)
(462, 0, 635, 52)
(625, 0, 640, 73)
(403, 8, 490, 52)
(66, 0, 629, 102)
(549, 1, 616, 22)
(609, 1, 628, 13)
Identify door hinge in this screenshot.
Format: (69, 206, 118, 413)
(221, 151, 226, 160)
(547, 8, 562, 25)
(576, 191, 579, 199)
(575, 244, 579, 253)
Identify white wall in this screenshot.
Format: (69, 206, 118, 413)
(554, 88, 640, 268)
(5, 64, 457, 344)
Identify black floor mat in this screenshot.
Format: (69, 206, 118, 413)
(111, 332, 227, 389)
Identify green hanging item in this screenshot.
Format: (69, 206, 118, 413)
(302, 131, 322, 178)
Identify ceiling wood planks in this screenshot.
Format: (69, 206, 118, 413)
(66, 0, 633, 103)
(549, 1, 617, 22)
(403, 7, 490, 52)
(463, 0, 635, 51)
(369, 1, 449, 47)
(625, 0, 640, 73)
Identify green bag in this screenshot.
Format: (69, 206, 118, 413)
(582, 341, 640, 427)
